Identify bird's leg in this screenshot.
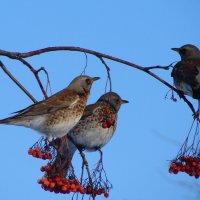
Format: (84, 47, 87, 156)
(77, 147, 85, 184)
(97, 149, 103, 170)
(99, 149, 103, 164)
(93, 149, 104, 176)
(177, 90, 185, 99)
(198, 100, 200, 121)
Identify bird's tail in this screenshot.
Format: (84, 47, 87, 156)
(0, 116, 24, 125)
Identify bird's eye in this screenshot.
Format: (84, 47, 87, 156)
(86, 79, 91, 85)
(181, 48, 186, 54)
(116, 99, 120, 103)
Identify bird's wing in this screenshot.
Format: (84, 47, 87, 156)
(171, 59, 200, 87)
(80, 102, 101, 120)
(12, 89, 80, 117)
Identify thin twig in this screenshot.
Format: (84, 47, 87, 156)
(98, 57, 112, 92)
(17, 57, 48, 99)
(37, 67, 52, 95)
(0, 61, 37, 103)
(81, 53, 88, 75)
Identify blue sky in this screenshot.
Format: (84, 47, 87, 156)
(0, 1, 200, 200)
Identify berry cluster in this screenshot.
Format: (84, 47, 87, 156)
(28, 148, 52, 160)
(38, 176, 85, 194)
(102, 119, 115, 129)
(84, 185, 109, 198)
(169, 156, 200, 178)
(38, 176, 109, 198)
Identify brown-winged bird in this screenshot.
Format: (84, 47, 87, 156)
(0, 75, 100, 141)
(58, 92, 128, 167)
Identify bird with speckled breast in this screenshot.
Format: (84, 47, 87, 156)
(58, 92, 128, 165)
(0, 75, 100, 141)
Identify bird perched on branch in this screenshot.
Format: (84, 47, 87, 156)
(171, 44, 200, 99)
(0, 75, 100, 141)
(59, 92, 128, 165)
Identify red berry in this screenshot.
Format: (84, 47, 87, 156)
(177, 166, 181, 171)
(57, 181, 63, 186)
(188, 156, 194, 162)
(28, 149, 33, 155)
(70, 183, 76, 190)
(107, 119, 114, 126)
(32, 151, 37, 157)
(43, 180, 50, 187)
(61, 185, 67, 192)
(97, 189, 102, 195)
(104, 192, 109, 198)
(185, 164, 190, 170)
(106, 123, 111, 128)
(54, 176, 61, 182)
(40, 166, 45, 172)
(49, 182, 55, 188)
(192, 161, 197, 166)
(169, 167, 174, 174)
(181, 166, 186, 172)
(170, 162, 177, 168)
(37, 179, 43, 184)
(102, 122, 108, 128)
(77, 185, 84, 193)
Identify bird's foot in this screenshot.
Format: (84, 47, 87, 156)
(177, 90, 185, 99)
(193, 111, 200, 122)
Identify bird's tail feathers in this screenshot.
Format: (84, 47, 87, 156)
(0, 116, 26, 125)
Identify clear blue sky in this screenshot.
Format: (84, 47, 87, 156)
(0, 1, 200, 200)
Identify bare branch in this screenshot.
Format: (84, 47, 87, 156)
(0, 46, 195, 114)
(98, 57, 112, 92)
(0, 61, 37, 103)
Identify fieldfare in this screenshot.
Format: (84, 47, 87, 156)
(0, 75, 100, 141)
(61, 92, 128, 162)
(171, 44, 200, 99)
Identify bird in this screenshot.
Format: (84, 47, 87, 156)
(171, 44, 200, 99)
(0, 75, 100, 141)
(57, 92, 128, 167)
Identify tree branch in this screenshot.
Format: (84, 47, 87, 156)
(0, 61, 37, 103)
(0, 46, 195, 114)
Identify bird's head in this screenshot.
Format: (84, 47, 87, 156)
(98, 92, 129, 112)
(171, 44, 200, 60)
(68, 75, 100, 94)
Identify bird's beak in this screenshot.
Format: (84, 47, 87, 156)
(171, 47, 180, 52)
(121, 99, 129, 104)
(91, 77, 100, 82)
